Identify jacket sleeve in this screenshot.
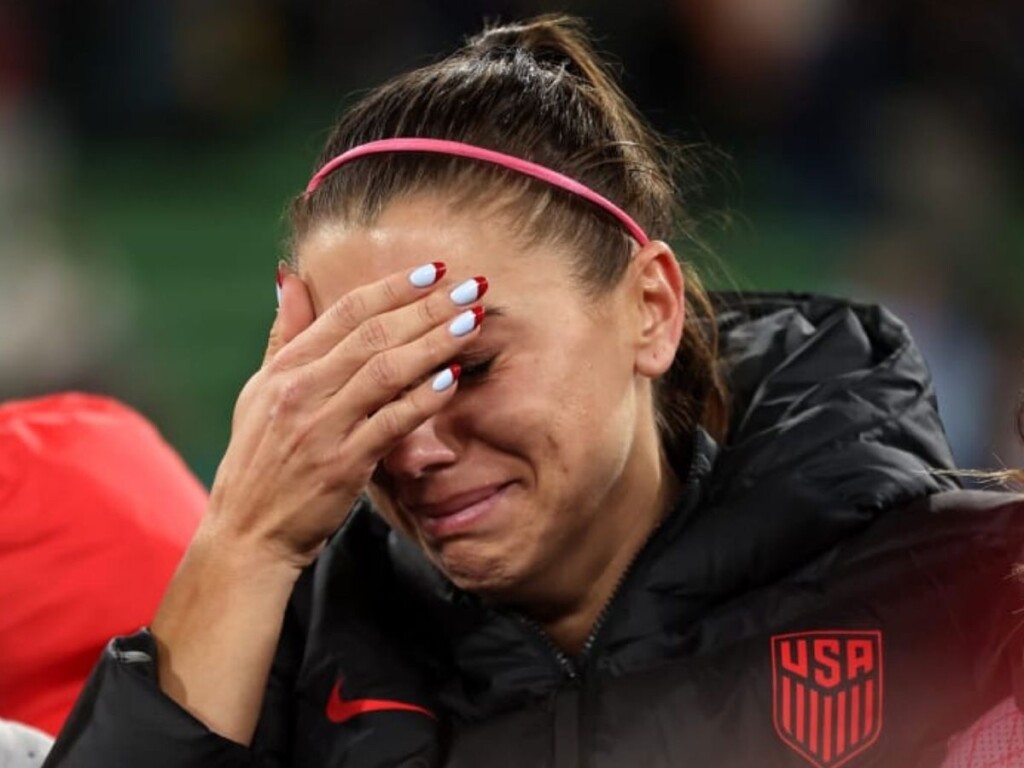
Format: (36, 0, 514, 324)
(40, 564, 313, 768)
(40, 547, 316, 768)
(40, 628, 282, 768)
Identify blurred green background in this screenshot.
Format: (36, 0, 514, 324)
(2, 0, 1022, 482)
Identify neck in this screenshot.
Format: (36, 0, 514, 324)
(529, 444, 683, 657)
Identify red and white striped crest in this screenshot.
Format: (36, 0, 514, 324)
(771, 630, 883, 768)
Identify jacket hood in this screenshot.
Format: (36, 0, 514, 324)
(712, 291, 956, 502)
(600, 292, 961, 666)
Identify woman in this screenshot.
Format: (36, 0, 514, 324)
(45, 15, 1024, 768)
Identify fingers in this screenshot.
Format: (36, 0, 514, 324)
(305, 275, 487, 402)
(270, 262, 451, 372)
(257, 262, 487, 479)
(264, 264, 316, 366)
(314, 303, 484, 426)
(343, 363, 463, 466)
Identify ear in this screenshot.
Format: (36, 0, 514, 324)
(629, 240, 685, 378)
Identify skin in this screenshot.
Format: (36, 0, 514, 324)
(150, 192, 686, 745)
(301, 195, 686, 642)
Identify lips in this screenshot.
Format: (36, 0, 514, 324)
(403, 482, 512, 539)
(406, 483, 508, 518)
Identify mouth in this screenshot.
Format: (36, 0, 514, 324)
(405, 482, 513, 540)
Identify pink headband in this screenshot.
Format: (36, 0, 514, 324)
(305, 138, 650, 246)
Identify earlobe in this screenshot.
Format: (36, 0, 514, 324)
(632, 240, 685, 378)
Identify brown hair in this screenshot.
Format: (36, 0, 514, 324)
(1002, 400, 1024, 486)
(956, 398, 1024, 487)
(290, 14, 729, 446)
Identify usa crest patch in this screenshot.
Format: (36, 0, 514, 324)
(771, 630, 883, 768)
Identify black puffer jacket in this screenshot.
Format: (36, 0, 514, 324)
(45, 294, 1024, 767)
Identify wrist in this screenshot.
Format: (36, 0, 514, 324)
(188, 518, 308, 588)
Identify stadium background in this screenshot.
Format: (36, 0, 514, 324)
(2, 0, 1021, 483)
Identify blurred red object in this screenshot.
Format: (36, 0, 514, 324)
(0, 393, 205, 736)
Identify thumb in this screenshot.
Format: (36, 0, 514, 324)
(264, 262, 315, 365)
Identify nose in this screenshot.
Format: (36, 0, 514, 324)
(380, 416, 458, 479)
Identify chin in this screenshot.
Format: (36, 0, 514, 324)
(431, 539, 522, 596)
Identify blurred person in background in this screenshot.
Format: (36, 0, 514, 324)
(941, 408, 1024, 768)
(0, 5, 135, 402)
(937, 403, 1024, 768)
(42, 15, 1024, 768)
(0, 394, 206, 747)
(673, 0, 1024, 474)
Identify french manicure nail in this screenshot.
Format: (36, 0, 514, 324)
(448, 306, 485, 337)
(449, 276, 488, 305)
(409, 262, 447, 288)
(276, 262, 285, 307)
(432, 364, 461, 392)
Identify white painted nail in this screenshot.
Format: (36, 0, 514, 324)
(432, 366, 458, 392)
(448, 308, 482, 337)
(408, 262, 446, 288)
(449, 277, 487, 305)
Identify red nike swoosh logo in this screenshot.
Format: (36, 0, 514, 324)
(325, 679, 436, 724)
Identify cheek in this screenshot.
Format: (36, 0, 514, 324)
(468, 351, 633, 493)
(536, 351, 638, 502)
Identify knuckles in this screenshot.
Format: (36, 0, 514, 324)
(417, 295, 444, 327)
(357, 316, 391, 352)
(421, 331, 446, 365)
(366, 351, 400, 391)
(320, 447, 373, 491)
(374, 403, 407, 442)
(272, 371, 312, 417)
(263, 347, 294, 376)
(379, 274, 402, 307)
(329, 291, 368, 332)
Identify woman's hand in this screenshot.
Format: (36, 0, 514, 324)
(151, 262, 484, 744)
(203, 262, 484, 570)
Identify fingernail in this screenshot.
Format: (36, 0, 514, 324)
(409, 262, 447, 288)
(432, 364, 461, 392)
(448, 306, 485, 337)
(276, 262, 286, 306)
(449, 276, 488, 305)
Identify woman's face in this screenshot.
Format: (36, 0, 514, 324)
(298, 195, 677, 602)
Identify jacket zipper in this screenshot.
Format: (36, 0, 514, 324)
(575, 502, 670, 668)
(514, 514, 665, 681)
(517, 432, 705, 765)
(512, 517, 669, 768)
(577, 432, 705, 671)
(515, 613, 579, 679)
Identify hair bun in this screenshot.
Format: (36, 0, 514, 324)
(467, 15, 604, 83)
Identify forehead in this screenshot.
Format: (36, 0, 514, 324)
(296, 196, 575, 310)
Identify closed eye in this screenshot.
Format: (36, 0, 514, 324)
(458, 355, 495, 383)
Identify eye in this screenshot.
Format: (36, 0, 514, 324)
(458, 355, 495, 382)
